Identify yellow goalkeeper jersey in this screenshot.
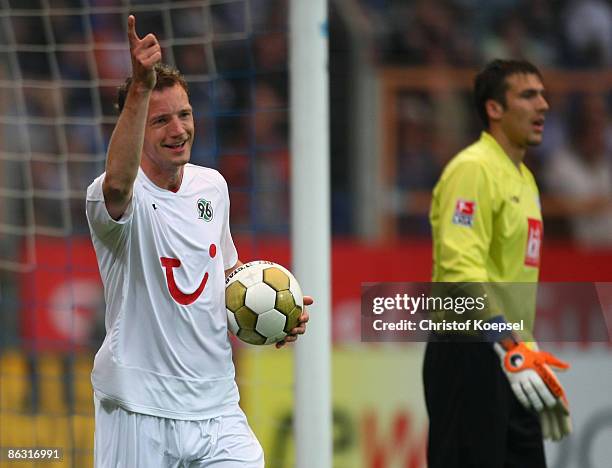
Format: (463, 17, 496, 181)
(430, 132, 542, 330)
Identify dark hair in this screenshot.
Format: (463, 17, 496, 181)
(116, 63, 189, 112)
(474, 59, 542, 128)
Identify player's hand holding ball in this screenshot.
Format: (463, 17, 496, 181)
(226, 261, 311, 348)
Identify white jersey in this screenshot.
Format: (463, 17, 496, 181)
(86, 164, 239, 420)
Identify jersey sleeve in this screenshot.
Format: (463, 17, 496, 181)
(218, 175, 238, 270)
(431, 159, 508, 322)
(431, 159, 494, 282)
(85, 173, 135, 249)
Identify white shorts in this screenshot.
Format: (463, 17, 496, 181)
(94, 395, 264, 468)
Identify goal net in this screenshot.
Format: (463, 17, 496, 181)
(0, 0, 293, 465)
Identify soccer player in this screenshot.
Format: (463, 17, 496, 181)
(85, 16, 310, 467)
(425, 59, 571, 467)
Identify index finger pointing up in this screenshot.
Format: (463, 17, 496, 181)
(127, 15, 139, 45)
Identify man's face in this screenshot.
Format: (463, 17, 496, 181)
(496, 73, 549, 148)
(142, 84, 194, 171)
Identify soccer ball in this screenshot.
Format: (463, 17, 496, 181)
(225, 260, 304, 345)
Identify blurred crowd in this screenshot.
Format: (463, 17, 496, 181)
(357, 0, 612, 246)
(393, 87, 612, 246)
(1, 0, 611, 252)
(361, 0, 612, 68)
(0, 0, 290, 248)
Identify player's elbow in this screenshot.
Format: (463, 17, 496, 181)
(102, 176, 132, 205)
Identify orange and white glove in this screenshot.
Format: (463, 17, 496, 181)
(494, 340, 572, 440)
(539, 403, 572, 441)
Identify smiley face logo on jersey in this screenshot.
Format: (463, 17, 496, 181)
(160, 244, 217, 305)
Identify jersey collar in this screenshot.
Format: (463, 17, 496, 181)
(480, 131, 527, 179)
(138, 165, 193, 197)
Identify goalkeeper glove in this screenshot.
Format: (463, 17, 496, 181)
(540, 402, 572, 441)
(494, 340, 570, 413)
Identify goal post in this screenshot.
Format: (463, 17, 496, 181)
(289, 0, 333, 467)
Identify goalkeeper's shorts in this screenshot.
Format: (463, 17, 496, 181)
(423, 339, 546, 468)
(93, 394, 264, 468)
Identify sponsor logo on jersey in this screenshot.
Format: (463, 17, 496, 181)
(525, 218, 543, 267)
(160, 244, 217, 305)
(197, 198, 213, 221)
(452, 199, 476, 227)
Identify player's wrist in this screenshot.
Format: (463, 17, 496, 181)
(483, 315, 519, 345)
(128, 79, 155, 97)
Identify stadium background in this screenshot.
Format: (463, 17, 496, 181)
(1, 0, 612, 466)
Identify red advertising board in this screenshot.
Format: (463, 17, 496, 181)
(20, 236, 612, 349)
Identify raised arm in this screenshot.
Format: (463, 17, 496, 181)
(103, 15, 161, 220)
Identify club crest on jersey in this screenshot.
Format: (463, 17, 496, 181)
(452, 199, 476, 227)
(197, 198, 213, 221)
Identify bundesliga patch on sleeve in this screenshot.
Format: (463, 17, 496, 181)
(452, 199, 476, 227)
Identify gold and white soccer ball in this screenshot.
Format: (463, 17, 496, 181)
(225, 260, 304, 345)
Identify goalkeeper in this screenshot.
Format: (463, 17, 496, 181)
(85, 15, 310, 468)
(425, 59, 571, 468)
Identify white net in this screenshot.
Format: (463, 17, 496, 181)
(0, 1, 291, 465)
(0, 0, 290, 272)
